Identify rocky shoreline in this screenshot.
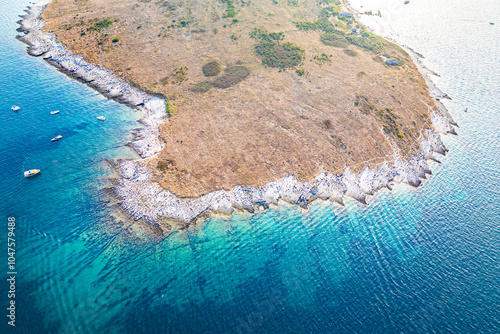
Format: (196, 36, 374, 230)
(17, 0, 457, 230)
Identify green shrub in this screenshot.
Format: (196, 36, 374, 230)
(320, 32, 349, 47)
(313, 53, 332, 66)
(87, 18, 114, 33)
(296, 69, 305, 76)
(220, 0, 236, 17)
(202, 61, 222, 77)
(172, 67, 188, 83)
(345, 35, 387, 53)
(251, 28, 304, 69)
(293, 17, 336, 32)
(319, 8, 333, 18)
(165, 100, 177, 116)
(250, 28, 283, 41)
(335, 21, 347, 29)
(255, 41, 304, 68)
(112, 37, 120, 43)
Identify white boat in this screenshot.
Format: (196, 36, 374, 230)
(50, 110, 60, 115)
(51, 135, 63, 142)
(24, 169, 40, 178)
(97, 116, 106, 121)
(11, 106, 20, 111)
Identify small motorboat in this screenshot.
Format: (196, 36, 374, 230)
(24, 169, 41, 178)
(97, 116, 106, 121)
(51, 135, 63, 142)
(50, 110, 60, 115)
(11, 106, 20, 111)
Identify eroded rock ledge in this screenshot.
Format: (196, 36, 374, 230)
(18, 0, 457, 231)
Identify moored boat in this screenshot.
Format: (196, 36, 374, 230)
(11, 106, 20, 111)
(97, 116, 106, 121)
(51, 135, 63, 142)
(50, 110, 60, 115)
(24, 169, 40, 178)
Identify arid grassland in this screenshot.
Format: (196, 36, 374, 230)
(42, 0, 436, 197)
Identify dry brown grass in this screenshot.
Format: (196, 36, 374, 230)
(43, 0, 436, 197)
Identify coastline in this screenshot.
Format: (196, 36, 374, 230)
(17, 0, 457, 231)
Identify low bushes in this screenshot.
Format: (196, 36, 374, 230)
(202, 61, 221, 77)
(87, 18, 114, 33)
(345, 35, 387, 53)
(320, 30, 347, 47)
(250, 28, 304, 69)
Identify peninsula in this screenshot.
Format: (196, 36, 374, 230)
(18, 0, 457, 229)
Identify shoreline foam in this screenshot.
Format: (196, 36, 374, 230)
(17, 0, 456, 230)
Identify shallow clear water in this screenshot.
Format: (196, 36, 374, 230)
(0, 0, 499, 333)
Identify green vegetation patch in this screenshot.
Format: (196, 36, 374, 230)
(294, 15, 354, 49)
(294, 16, 335, 33)
(220, 0, 237, 18)
(293, 8, 389, 55)
(202, 61, 222, 77)
(320, 30, 349, 47)
(165, 100, 177, 116)
(162, 67, 188, 85)
(313, 53, 332, 66)
(212, 66, 250, 88)
(251, 28, 304, 69)
(345, 35, 387, 54)
(87, 18, 114, 33)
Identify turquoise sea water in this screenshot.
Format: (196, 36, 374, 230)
(0, 0, 499, 333)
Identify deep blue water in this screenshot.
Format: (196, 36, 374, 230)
(0, 0, 499, 333)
